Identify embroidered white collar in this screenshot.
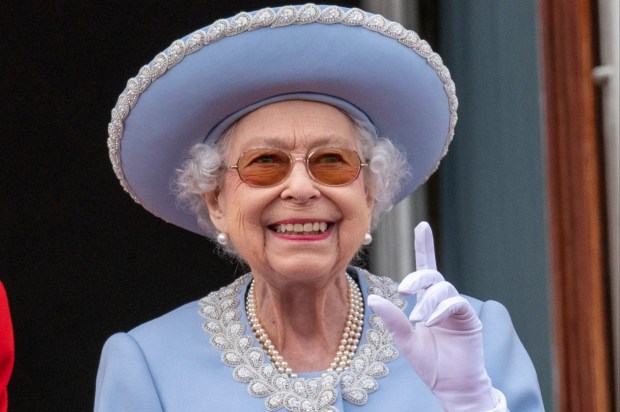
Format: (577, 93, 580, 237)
(199, 269, 407, 412)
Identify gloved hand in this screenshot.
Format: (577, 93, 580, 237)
(368, 222, 507, 412)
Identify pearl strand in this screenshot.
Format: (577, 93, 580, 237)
(246, 275, 364, 378)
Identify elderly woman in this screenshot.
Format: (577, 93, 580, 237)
(96, 4, 543, 411)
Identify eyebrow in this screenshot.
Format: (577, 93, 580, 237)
(248, 135, 354, 149)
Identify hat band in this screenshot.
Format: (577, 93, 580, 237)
(204, 92, 376, 143)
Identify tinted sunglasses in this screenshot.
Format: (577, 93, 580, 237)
(227, 148, 368, 187)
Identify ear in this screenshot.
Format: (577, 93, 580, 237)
(364, 179, 376, 229)
(366, 195, 375, 228)
(203, 189, 227, 233)
(364, 179, 375, 209)
(365, 189, 375, 209)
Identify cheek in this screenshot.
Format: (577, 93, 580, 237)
(338, 189, 373, 233)
(228, 193, 257, 232)
(224, 186, 271, 244)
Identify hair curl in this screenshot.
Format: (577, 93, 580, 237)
(174, 116, 410, 252)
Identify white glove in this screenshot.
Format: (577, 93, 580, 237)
(368, 222, 507, 412)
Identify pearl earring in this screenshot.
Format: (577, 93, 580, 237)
(363, 232, 372, 245)
(216, 232, 228, 246)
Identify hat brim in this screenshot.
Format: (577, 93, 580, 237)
(108, 4, 457, 236)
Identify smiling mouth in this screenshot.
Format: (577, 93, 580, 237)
(270, 222, 330, 235)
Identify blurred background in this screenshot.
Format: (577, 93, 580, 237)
(2, 1, 617, 411)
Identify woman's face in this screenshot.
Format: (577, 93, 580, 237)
(205, 100, 373, 286)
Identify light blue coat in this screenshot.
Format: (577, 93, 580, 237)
(95, 268, 544, 411)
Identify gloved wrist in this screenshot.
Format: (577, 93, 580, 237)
(434, 378, 507, 412)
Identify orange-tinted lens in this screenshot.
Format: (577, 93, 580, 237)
(236, 149, 291, 186)
(308, 148, 362, 185)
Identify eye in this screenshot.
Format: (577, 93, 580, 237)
(254, 154, 280, 164)
(238, 149, 289, 169)
(313, 151, 345, 164)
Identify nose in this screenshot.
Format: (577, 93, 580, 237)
(280, 159, 320, 201)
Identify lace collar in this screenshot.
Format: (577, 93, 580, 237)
(199, 269, 407, 412)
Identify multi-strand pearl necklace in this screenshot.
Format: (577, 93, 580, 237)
(246, 274, 364, 378)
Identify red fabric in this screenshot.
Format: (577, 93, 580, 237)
(0, 282, 14, 412)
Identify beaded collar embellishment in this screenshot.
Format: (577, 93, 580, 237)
(199, 271, 407, 412)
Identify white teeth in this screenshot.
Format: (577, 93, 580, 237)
(275, 222, 329, 234)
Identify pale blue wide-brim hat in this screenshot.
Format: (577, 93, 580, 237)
(108, 4, 458, 236)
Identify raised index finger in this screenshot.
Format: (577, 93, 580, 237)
(414, 221, 437, 271)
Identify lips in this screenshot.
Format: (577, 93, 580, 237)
(269, 221, 331, 235)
